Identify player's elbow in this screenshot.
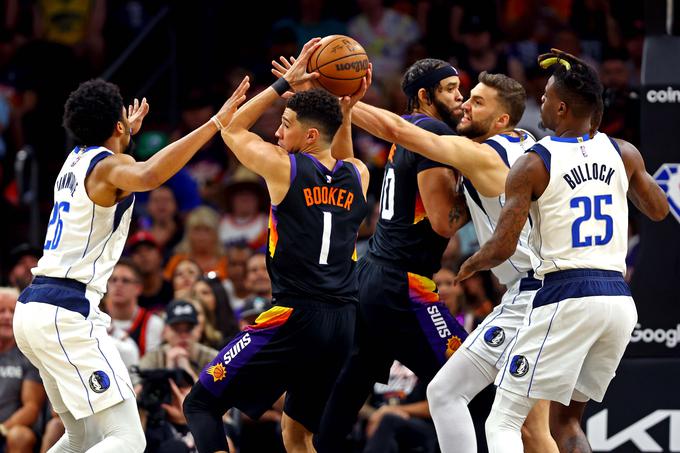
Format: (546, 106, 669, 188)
(139, 165, 163, 191)
(430, 217, 457, 238)
(648, 202, 669, 221)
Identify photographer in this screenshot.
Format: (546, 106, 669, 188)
(135, 300, 218, 452)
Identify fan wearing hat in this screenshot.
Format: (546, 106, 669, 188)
(6, 244, 41, 291)
(137, 300, 218, 384)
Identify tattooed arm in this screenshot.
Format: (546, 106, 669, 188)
(417, 168, 469, 237)
(456, 153, 547, 282)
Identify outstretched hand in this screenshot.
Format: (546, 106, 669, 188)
(271, 38, 322, 91)
(215, 76, 250, 127)
(127, 98, 149, 135)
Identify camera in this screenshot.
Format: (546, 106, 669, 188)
(132, 367, 194, 426)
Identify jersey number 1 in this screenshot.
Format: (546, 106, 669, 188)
(319, 211, 332, 265)
(44, 201, 71, 250)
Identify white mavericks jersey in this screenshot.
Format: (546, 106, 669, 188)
(463, 132, 537, 285)
(33, 146, 135, 296)
(527, 132, 628, 277)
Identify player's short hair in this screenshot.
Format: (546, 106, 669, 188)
(286, 89, 343, 141)
(63, 79, 125, 146)
(402, 58, 451, 111)
(478, 72, 527, 127)
(551, 58, 603, 120)
(114, 257, 142, 282)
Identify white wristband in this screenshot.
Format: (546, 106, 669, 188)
(211, 115, 225, 131)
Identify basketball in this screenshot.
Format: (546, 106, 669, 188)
(307, 35, 369, 97)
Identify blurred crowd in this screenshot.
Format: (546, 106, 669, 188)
(0, 0, 645, 451)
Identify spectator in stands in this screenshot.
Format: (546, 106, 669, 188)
(243, 252, 272, 304)
(456, 15, 509, 87)
(6, 244, 40, 291)
(171, 258, 203, 300)
(600, 49, 639, 144)
(165, 206, 229, 281)
(348, 0, 421, 89)
(138, 300, 217, 384)
(360, 361, 437, 453)
(238, 295, 273, 329)
(218, 166, 268, 250)
(191, 276, 239, 343)
(171, 90, 231, 205)
(133, 133, 202, 217)
(433, 267, 471, 332)
(224, 244, 253, 312)
(0, 287, 46, 453)
(189, 296, 224, 349)
(138, 185, 184, 257)
(104, 259, 164, 357)
(128, 231, 174, 311)
(136, 300, 220, 452)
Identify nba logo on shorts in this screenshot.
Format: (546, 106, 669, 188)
(89, 371, 110, 393)
(484, 326, 505, 347)
(509, 355, 529, 377)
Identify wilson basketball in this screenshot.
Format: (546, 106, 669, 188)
(307, 35, 369, 96)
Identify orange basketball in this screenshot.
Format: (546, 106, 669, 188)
(307, 35, 369, 97)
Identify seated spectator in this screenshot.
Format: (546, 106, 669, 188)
(0, 287, 47, 453)
(433, 267, 473, 332)
(128, 231, 174, 311)
(165, 206, 229, 282)
(104, 259, 164, 357)
(238, 296, 273, 330)
(243, 252, 272, 304)
(6, 244, 41, 291)
(136, 302, 220, 453)
(361, 361, 437, 453)
(171, 258, 203, 300)
(137, 185, 184, 257)
(138, 300, 217, 383)
(190, 296, 224, 350)
(191, 277, 239, 344)
(218, 166, 268, 250)
(224, 243, 253, 312)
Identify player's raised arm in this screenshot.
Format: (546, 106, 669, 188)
(222, 39, 321, 192)
(616, 138, 669, 221)
(455, 152, 547, 282)
(331, 66, 371, 161)
(352, 101, 508, 197)
(91, 77, 249, 201)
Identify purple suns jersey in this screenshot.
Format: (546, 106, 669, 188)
(266, 153, 368, 304)
(368, 114, 456, 278)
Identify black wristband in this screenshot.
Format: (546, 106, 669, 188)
(271, 77, 291, 96)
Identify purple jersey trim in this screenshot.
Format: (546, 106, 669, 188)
(301, 152, 343, 175)
(349, 161, 363, 188)
(288, 153, 297, 184)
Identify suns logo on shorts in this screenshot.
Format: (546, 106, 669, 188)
(88, 371, 110, 393)
(484, 326, 505, 347)
(206, 363, 227, 382)
(445, 335, 462, 358)
(509, 355, 529, 377)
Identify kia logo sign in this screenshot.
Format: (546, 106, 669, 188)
(586, 409, 680, 451)
(646, 86, 680, 103)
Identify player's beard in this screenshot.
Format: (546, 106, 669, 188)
(433, 97, 461, 130)
(457, 115, 494, 140)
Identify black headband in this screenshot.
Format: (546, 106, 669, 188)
(403, 65, 459, 98)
